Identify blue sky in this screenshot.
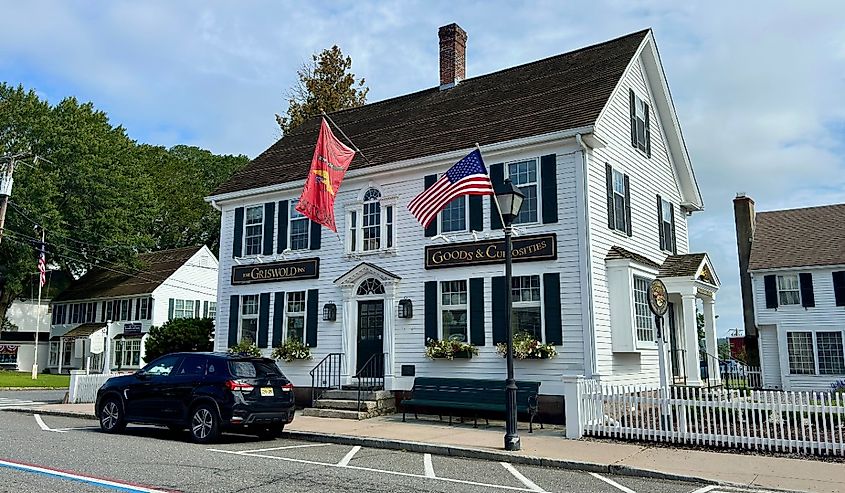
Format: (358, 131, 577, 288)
(2, 1, 844, 336)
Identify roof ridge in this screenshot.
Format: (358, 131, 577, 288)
(758, 202, 845, 215)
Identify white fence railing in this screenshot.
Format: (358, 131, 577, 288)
(68, 371, 114, 404)
(570, 378, 845, 456)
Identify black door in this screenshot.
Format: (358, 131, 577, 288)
(357, 300, 384, 376)
(667, 303, 683, 381)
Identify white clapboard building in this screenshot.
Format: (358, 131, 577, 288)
(207, 25, 721, 415)
(47, 246, 218, 373)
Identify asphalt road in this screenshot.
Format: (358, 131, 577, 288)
(0, 389, 66, 403)
(0, 411, 764, 493)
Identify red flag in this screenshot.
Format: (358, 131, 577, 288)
(295, 118, 355, 232)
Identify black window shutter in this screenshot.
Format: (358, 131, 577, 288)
(309, 220, 321, 250)
(764, 275, 778, 309)
(232, 207, 244, 258)
(669, 202, 677, 254)
(148, 297, 153, 320)
(605, 163, 614, 229)
(272, 291, 285, 347)
(277, 200, 289, 253)
(306, 289, 318, 348)
(424, 281, 438, 342)
(799, 273, 815, 308)
(490, 163, 504, 230)
(262, 202, 275, 255)
(423, 175, 438, 237)
(832, 271, 845, 307)
(203, 300, 209, 318)
(168, 298, 174, 320)
(624, 174, 632, 237)
(469, 278, 485, 346)
(492, 276, 507, 345)
(194, 299, 200, 318)
(258, 292, 271, 348)
(629, 89, 637, 148)
(543, 273, 562, 345)
(135, 299, 141, 321)
(101, 301, 106, 323)
(469, 195, 483, 232)
(644, 103, 651, 158)
(228, 295, 240, 347)
(540, 153, 558, 224)
(656, 194, 665, 251)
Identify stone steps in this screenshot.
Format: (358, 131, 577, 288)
(319, 389, 393, 401)
(301, 408, 369, 420)
(305, 388, 395, 420)
(315, 398, 379, 412)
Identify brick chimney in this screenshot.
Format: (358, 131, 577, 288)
(439, 23, 467, 89)
(733, 193, 760, 364)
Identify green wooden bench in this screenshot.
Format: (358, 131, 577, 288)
(400, 377, 542, 432)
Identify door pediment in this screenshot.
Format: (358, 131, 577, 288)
(334, 262, 401, 290)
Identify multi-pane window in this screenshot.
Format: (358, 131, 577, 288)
(612, 169, 627, 233)
(66, 302, 96, 324)
(632, 92, 649, 153)
(49, 341, 72, 367)
(512, 275, 542, 341)
(660, 198, 675, 252)
(507, 159, 538, 224)
(348, 211, 357, 252)
(633, 276, 654, 342)
(207, 302, 217, 319)
(51, 304, 67, 325)
(285, 292, 306, 342)
(348, 188, 394, 253)
(48, 342, 58, 366)
(244, 205, 264, 255)
(173, 299, 195, 319)
(137, 297, 150, 320)
(363, 189, 381, 251)
(114, 339, 142, 368)
(289, 200, 310, 250)
(787, 332, 815, 374)
(777, 274, 801, 305)
(120, 299, 130, 321)
(441, 196, 466, 233)
(440, 280, 468, 342)
(817, 332, 845, 375)
(240, 294, 260, 344)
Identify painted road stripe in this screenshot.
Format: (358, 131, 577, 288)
(423, 453, 436, 478)
(337, 445, 361, 467)
(208, 448, 537, 492)
(589, 472, 637, 493)
(238, 443, 330, 454)
(34, 414, 66, 433)
(690, 487, 719, 493)
(0, 458, 176, 493)
(501, 463, 546, 492)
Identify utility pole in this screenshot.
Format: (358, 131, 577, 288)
(31, 226, 45, 379)
(0, 152, 34, 245)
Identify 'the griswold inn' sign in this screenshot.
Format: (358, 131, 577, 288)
(231, 258, 320, 285)
(425, 233, 557, 269)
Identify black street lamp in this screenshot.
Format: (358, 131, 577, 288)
(494, 178, 525, 451)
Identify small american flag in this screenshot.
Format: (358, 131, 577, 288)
(408, 149, 495, 228)
(37, 242, 46, 288)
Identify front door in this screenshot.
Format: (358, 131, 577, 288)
(667, 303, 683, 382)
(357, 300, 384, 376)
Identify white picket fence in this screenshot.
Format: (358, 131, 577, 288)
(575, 379, 845, 456)
(68, 371, 115, 404)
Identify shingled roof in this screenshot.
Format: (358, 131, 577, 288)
(749, 203, 845, 271)
(605, 246, 661, 269)
(214, 29, 650, 196)
(54, 246, 204, 302)
(659, 253, 707, 278)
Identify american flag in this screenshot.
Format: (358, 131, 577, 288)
(37, 241, 46, 288)
(408, 149, 495, 228)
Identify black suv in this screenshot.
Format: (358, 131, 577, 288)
(95, 352, 295, 443)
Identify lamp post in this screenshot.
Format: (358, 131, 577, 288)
(495, 178, 525, 451)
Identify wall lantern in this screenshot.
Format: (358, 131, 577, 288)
(398, 298, 413, 319)
(322, 302, 337, 322)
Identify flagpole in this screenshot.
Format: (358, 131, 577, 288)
(475, 143, 507, 230)
(320, 110, 375, 166)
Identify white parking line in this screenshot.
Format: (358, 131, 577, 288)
(501, 463, 547, 492)
(589, 472, 637, 493)
(208, 448, 538, 492)
(238, 443, 330, 454)
(337, 446, 361, 467)
(690, 487, 719, 493)
(423, 453, 435, 478)
(34, 414, 66, 433)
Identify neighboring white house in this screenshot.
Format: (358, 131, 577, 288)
(735, 196, 845, 391)
(206, 25, 720, 414)
(47, 245, 218, 374)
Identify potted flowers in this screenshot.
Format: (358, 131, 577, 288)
(272, 339, 313, 362)
(425, 336, 479, 360)
(228, 340, 261, 357)
(496, 331, 556, 359)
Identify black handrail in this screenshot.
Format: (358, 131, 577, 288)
(355, 352, 386, 412)
(309, 353, 343, 406)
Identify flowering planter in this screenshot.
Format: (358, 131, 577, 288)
(431, 350, 474, 360)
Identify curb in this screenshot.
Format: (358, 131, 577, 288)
(2, 407, 95, 420)
(0, 387, 68, 391)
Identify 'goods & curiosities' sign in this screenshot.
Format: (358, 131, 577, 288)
(425, 233, 557, 269)
(231, 258, 320, 285)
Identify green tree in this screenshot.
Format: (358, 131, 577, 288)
(144, 317, 214, 361)
(275, 45, 368, 135)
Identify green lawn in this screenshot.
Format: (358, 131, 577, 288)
(0, 371, 70, 388)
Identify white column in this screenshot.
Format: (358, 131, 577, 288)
(681, 294, 701, 386)
(703, 297, 719, 385)
(58, 338, 64, 374)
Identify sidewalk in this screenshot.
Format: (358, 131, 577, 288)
(6, 403, 845, 493)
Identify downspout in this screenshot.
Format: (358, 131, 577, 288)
(575, 134, 598, 378)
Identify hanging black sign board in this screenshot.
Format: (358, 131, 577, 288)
(425, 233, 557, 269)
(231, 258, 320, 285)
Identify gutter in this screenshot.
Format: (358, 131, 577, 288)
(575, 134, 598, 378)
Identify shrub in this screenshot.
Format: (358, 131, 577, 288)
(272, 339, 312, 362)
(424, 337, 478, 360)
(496, 331, 557, 359)
(143, 317, 214, 361)
(831, 379, 845, 394)
(228, 340, 261, 357)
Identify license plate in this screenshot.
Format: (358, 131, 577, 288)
(260, 387, 274, 397)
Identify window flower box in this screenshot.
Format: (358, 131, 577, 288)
(496, 331, 557, 360)
(271, 339, 313, 362)
(425, 338, 478, 360)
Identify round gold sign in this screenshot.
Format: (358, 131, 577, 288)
(647, 279, 669, 316)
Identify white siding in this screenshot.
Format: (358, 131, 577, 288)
(215, 142, 585, 395)
(150, 246, 219, 327)
(752, 266, 845, 391)
(588, 56, 690, 385)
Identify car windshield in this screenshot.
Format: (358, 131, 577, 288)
(228, 359, 283, 378)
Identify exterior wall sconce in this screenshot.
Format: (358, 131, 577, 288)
(398, 298, 413, 319)
(322, 303, 337, 322)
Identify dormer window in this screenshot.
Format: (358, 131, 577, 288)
(347, 188, 395, 254)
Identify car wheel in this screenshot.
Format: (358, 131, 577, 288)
(189, 404, 220, 444)
(98, 398, 126, 434)
(256, 424, 285, 440)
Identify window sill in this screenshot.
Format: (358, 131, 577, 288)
(611, 228, 629, 238)
(345, 249, 397, 259)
